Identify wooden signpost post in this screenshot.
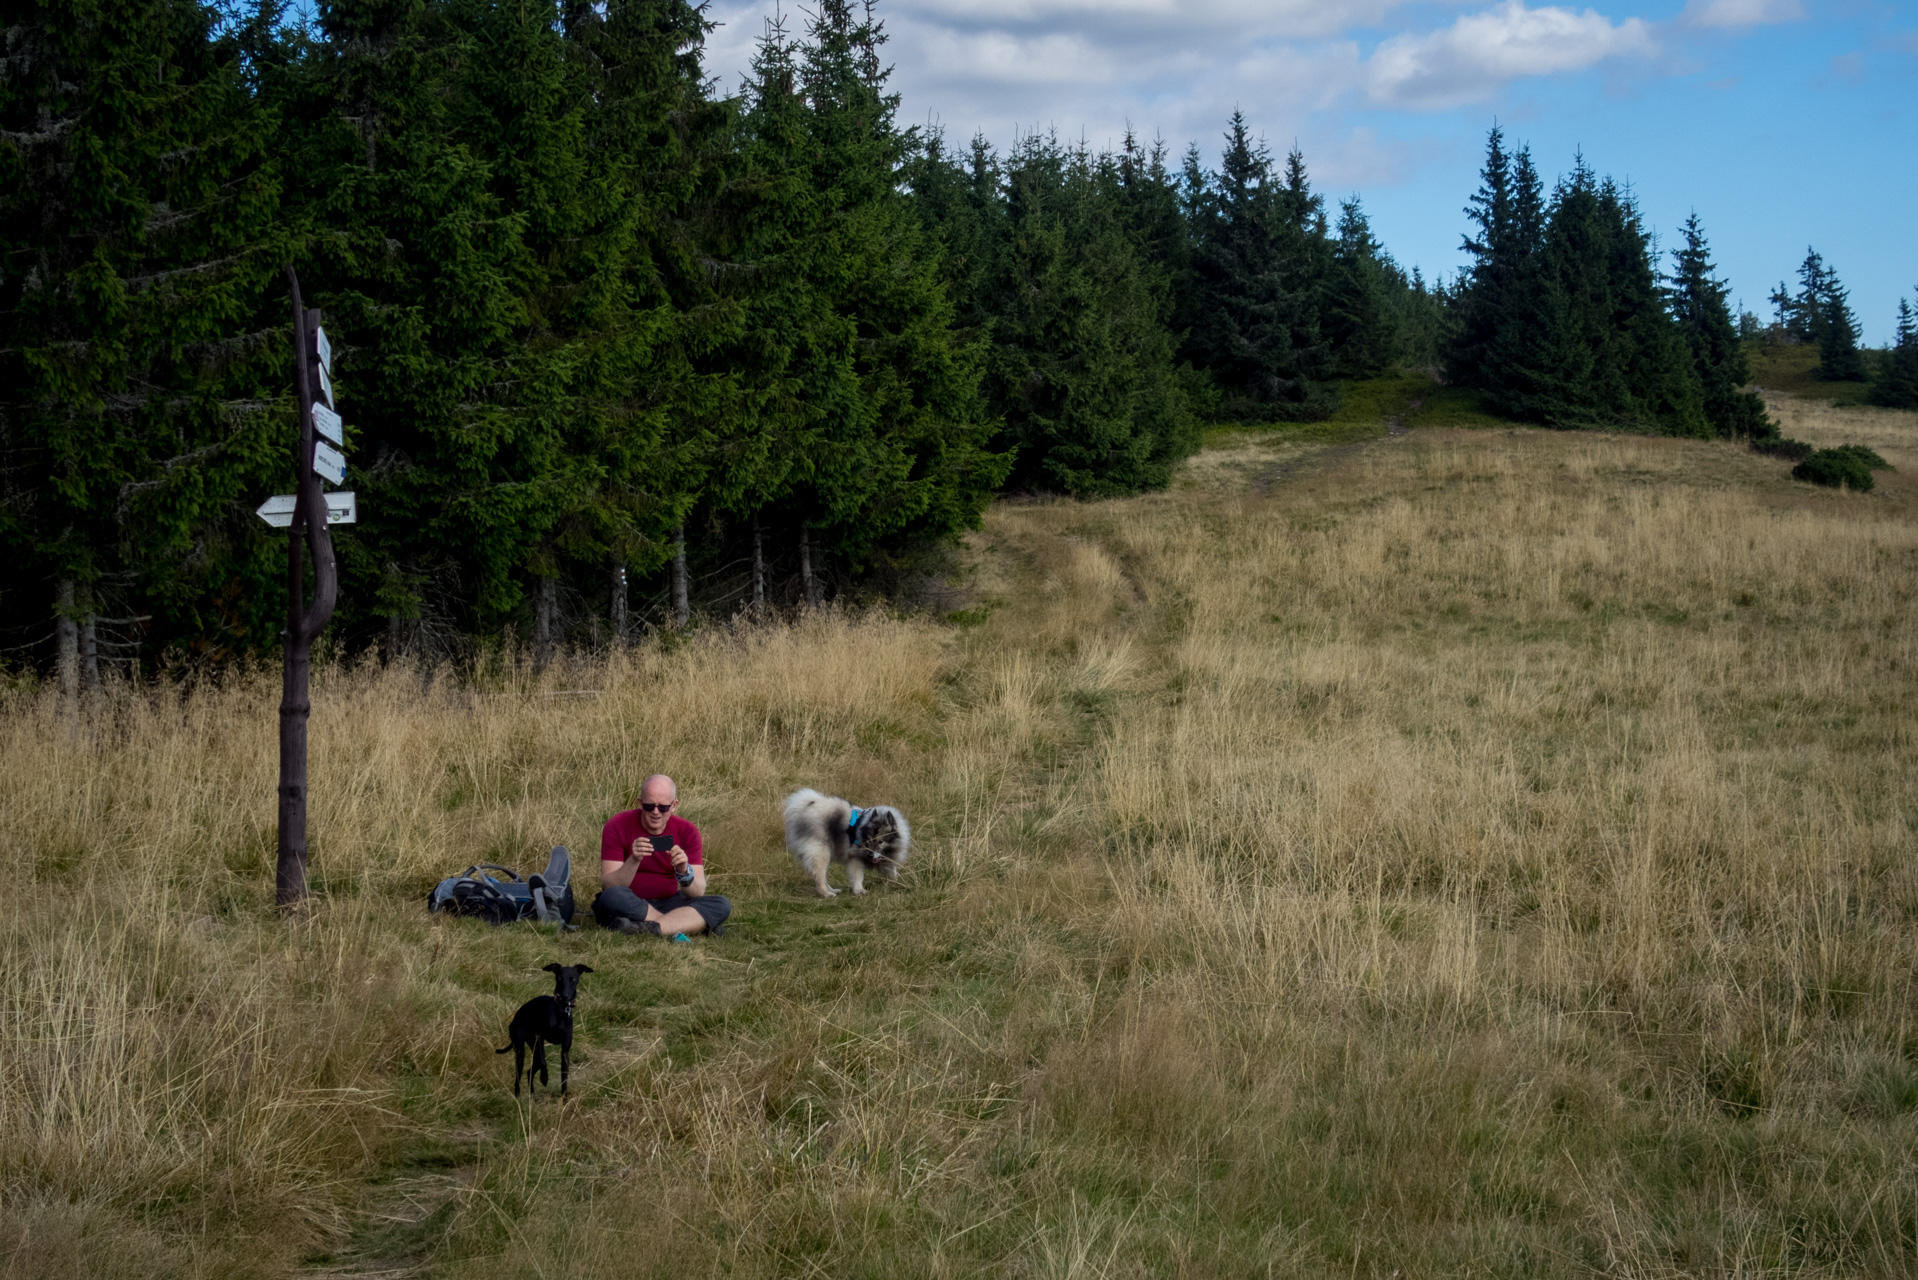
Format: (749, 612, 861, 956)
(276, 266, 345, 909)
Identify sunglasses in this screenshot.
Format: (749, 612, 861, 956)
(638, 801, 674, 813)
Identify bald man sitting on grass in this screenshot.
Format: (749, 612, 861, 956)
(592, 774, 731, 939)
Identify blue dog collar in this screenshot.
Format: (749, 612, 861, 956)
(848, 808, 863, 842)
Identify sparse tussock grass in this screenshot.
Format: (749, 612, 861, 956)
(5, 399, 1918, 1277)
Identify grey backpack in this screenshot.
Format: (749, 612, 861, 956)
(427, 845, 576, 927)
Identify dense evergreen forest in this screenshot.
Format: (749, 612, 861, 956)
(2, 0, 1909, 675)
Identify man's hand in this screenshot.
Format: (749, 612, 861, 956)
(671, 848, 708, 896)
(671, 849, 709, 897)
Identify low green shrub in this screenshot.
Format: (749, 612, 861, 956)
(1792, 444, 1893, 491)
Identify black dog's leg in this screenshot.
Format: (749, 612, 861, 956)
(512, 1040, 525, 1096)
(533, 1038, 549, 1090)
(560, 1038, 570, 1096)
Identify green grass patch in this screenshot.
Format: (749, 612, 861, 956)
(1746, 342, 1878, 406)
(1203, 370, 1455, 449)
(1405, 384, 1514, 430)
(1326, 370, 1441, 425)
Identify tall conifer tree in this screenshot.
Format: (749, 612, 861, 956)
(1669, 213, 1771, 437)
(0, 0, 286, 667)
(778, 0, 1006, 576)
(1600, 182, 1708, 437)
(1449, 126, 1516, 390)
(1870, 293, 1918, 409)
(275, 0, 725, 643)
(1786, 247, 1866, 380)
(1810, 260, 1867, 382)
(553, 0, 745, 627)
(1182, 113, 1330, 420)
(1324, 197, 1399, 379)
(1475, 145, 1573, 421)
(972, 135, 1192, 495)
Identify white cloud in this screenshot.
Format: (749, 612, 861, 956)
(902, 0, 1400, 41)
(1309, 126, 1445, 189)
(1681, 0, 1803, 31)
(918, 29, 1115, 85)
(1365, 1, 1656, 110)
(699, 0, 1669, 171)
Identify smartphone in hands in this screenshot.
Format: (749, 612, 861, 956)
(650, 833, 694, 888)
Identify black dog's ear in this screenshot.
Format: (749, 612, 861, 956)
(574, 965, 594, 975)
(543, 962, 562, 974)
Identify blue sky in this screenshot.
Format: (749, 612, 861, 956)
(700, 0, 1917, 344)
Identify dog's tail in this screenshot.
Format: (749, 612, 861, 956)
(496, 1044, 513, 1054)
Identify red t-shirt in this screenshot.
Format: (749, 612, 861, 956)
(601, 811, 703, 900)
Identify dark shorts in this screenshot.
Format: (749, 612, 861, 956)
(592, 885, 731, 935)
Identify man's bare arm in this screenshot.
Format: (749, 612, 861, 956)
(601, 857, 637, 890)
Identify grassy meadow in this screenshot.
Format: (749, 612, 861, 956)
(5, 384, 1918, 1278)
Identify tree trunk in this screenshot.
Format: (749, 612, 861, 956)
(671, 524, 689, 630)
(534, 574, 557, 667)
(610, 561, 629, 642)
(799, 527, 817, 608)
(80, 610, 99, 692)
(277, 284, 341, 913)
(751, 517, 766, 616)
(387, 612, 404, 665)
(55, 578, 78, 702)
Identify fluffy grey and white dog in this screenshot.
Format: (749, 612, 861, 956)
(783, 788, 911, 898)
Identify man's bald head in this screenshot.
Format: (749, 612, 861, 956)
(637, 774, 678, 835)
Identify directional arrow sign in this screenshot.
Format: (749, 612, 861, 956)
(314, 439, 347, 485)
(256, 491, 358, 528)
(316, 361, 334, 408)
(315, 325, 332, 376)
(313, 401, 344, 446)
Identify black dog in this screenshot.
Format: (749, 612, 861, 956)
(497, 963, 593, 1096)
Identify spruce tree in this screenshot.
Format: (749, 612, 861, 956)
(1390, 265, 1445, 369)
(1669, 213, 1772, 437)
(554, 0, 746, 627)
(718, 10, 842, 579)
(1870, 293, 1918, 409)
(274, 0, 725, 643)
(274, 0, 546, 637)
(904, 129, 1003, 339)
(1811, 262, 1868, 382)
(972, 135, 1193, 495)
(775, 0, 1006, 576)
(1478, 156, 1705, 435)
(1182, 113, 1330, 421)
(1477, 146, 1576, 422)
(1599, 183, 1708, 437)
(0, 0, 287, 668)
(1769, 278, 1807, 342)
(910, 127, 1196, 496)
(1793, 250, 1830, 348)
(1324, 197, 1399, 379)
(1110, 130, 1191, 295)
(1448, 126, 1516, 390)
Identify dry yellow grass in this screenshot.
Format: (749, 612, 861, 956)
(1766, 394, 1918, 474)
(4, 397, 1917, 1278)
